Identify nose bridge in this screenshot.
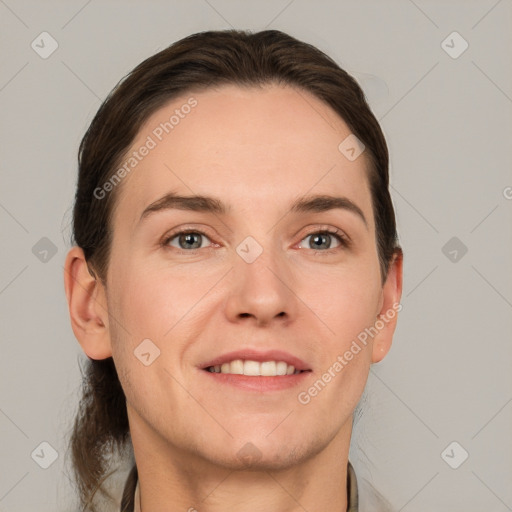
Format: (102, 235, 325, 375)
(235, 234, 287, 290)
(226, 233, 295, 324)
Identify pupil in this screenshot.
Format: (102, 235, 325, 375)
(312, 234, 329, 249)
(181, 233, 200, 249)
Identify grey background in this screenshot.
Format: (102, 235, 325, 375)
(1, 0, 511, 510)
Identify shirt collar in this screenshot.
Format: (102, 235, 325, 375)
(121, 461, 358, 511)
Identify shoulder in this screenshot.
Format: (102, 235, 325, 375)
(357, 476, 394, 512)
(120, 464, 138, 512)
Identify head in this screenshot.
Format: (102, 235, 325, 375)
(64, 29, 402, 510)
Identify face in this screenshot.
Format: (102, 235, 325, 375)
(102, 84, 393, 470)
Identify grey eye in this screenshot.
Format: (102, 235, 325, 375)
(300, 232, 342, 251)
(168, 232, 211, 250)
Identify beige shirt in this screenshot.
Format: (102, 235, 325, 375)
(121, 462, 358, 511)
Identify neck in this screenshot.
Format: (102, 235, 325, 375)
(128, 407, 352, 512)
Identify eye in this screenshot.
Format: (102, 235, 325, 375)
(161, 228, 349, 253)
(298, 229, 348, 252)
(164, 230, 213, 250)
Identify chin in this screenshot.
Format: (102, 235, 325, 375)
(197, 434, 322, 472)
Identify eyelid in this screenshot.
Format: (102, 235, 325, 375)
(298, 226, 351, 250)
(161, 226, 215, 248)
(161, 224, 351, 253)
(302, 225, 349, 239)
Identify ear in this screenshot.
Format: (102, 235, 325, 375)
(63, 246, 112, 359)
(371, 250, 403, 363)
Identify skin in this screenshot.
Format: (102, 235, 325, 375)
(64, 83, 402, 512)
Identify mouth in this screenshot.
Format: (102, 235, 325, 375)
(199, 350, 312, 391)
(199, 349, 311, 375)
(203, 359, 309, 376)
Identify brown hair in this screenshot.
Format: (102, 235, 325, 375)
(68, 29, 401, 511)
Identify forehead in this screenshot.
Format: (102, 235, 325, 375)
(112, 83, 374, 230)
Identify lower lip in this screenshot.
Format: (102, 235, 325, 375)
(201, 369, 311, 392)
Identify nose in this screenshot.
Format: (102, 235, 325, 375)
(223, 241, 298, 327)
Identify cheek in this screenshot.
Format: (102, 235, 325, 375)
(299, 278, 378, 415)
(300, 264, 381, 340)
(105, 270, 179, 417)
(109, 260, 190, 341)
(297, 264, 381, 406)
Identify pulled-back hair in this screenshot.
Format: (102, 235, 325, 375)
(68, 28, 401, 511)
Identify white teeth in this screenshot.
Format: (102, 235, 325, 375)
(276, 361, 288, 375)
(208, 359, 301, 376)
(244, 360, 261, 376)
(230, 359, 244, 374)
(260, 361, 276, 376)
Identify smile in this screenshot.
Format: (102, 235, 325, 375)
(205, 359, 307, 376)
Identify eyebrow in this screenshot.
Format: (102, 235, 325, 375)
(139, 192, 368, 228)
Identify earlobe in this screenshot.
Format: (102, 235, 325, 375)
(371, 250, 403, 363)
(64, 246, 112, 360)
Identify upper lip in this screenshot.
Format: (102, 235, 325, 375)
(200, 349, 311, 371)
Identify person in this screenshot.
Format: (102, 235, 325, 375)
(63, 29, 403, 512)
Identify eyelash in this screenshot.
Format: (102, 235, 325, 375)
(161, 227, 350, 254)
